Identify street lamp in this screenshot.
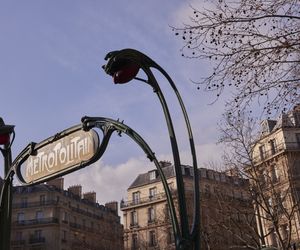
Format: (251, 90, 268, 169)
(103, 49, 200, 250)
(0, 118, 15, 250)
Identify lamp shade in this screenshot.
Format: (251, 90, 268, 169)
(113, 64, 139, 84)
(0, 118, 14, 145)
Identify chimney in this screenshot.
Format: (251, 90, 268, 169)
(159, 161, 172, 168)
(293, 103, 300, 112)
(83, 192, 96, 203)
(105, 201, 118, 214)
(47, 178, 64, 190)
(68, 185, 82, 198)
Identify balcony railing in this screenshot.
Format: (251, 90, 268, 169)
(29, 237, 46, 244)
(121, 191, 176, 209)
(253, 142, 300, 164)
(11, 240, 26, 245)
(12, 200, 59, 209)
(14, 217, 59, 226)
(69, 222, 94, 232)
(69, 205, 102, 220)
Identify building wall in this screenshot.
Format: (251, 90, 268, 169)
(250, 105, 300, 249)
(121, 164, 256, 250)
(10, 179, 124, 250)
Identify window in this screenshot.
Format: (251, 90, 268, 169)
(164, 204, 171, 221)
(130, 211, 138, 226)
(220, 173, 226, 182)
(21, 197, 28, 208)
(149, 230, 157, 247)
(270, 165, 279, 182)
(268, 197, 273, 213)
(148, 207, 155, 223)
(149, 170, 157, 180)
(168, 182, 174, 191)
(200, 168, 207, 178)
(149, 188, 157, 200)
(17, 213, 25, 223)
(268, 228, 278, 247)
(207, 170, 214, 180)
(40, 195, 46, 205)
(204, 185, 210, 196)
(132, 192, 140, 205)
(215, 172, 220, 181)
(168, 228, 175, 244)
(16, 231, 22, 241)
(132, 234, 139, 249)
(260, 170, 267, 186)
(280, 224, 288, 240)
(296, 133, 300, 147)
(36, 211, 44, 221)
(62, 230, 67, 241)
(63, 212, 68, 222)
(34, 230, 42, 240)
(259, 145, 266, 160)
(294, 112, 300, 126)
(269, 139, 277, 155)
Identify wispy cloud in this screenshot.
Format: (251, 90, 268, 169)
(64, 157, 153, 205)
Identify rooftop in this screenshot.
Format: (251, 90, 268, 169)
(128, 163, 248, 189)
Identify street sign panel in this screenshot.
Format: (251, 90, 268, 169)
(16, 129, 99, 184)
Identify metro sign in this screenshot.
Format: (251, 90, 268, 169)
(15, 128, 99, 185)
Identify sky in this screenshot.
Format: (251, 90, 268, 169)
(0, 1, 226, 207)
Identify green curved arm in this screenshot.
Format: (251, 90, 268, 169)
(81, 116, 182, 244)
(103, 49, 200, 249)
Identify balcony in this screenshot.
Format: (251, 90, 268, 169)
(29, 237, 46, 244)
(69, 205, 102, 220)
(129, 223, 139, 229)
(253, 142, 300, 165)
(12, 200, 59, 209)
(121, 191, 176, 209)
(11, 240, 26, 245)
(69, 222, 94, 233)
(14, 217, 59, 226)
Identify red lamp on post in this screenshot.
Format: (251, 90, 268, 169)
(102, 56, 140, 84)
(0, 134, 10, 145)
(0, 117, 15, 250)
(0, 118, 14, 146)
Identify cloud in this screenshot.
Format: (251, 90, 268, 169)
(63, 142, 223, 207)
(64, 157, 153, 205)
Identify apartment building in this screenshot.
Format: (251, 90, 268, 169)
(10, 178, 124, 250)
(250, 104, 300, 249)
(121, 161, 256, 250)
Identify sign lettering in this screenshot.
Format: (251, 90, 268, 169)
(19, 129, 99, 184)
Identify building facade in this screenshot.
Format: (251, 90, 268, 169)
(10, 178, 124, 250)
(121, 161, 257, 250)
(250, 104, 300, 249)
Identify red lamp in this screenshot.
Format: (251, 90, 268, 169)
(0, 134, 10, 145)
(113, 63, 140, 84)
(0, 118, 14, 145)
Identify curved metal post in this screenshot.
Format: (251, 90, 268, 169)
(0, 145, 14, 250)
(103, 49, 200, 249)
(81, 116, 182, 244)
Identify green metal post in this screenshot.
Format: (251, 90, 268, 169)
(0, 144, 13, 250)
(0, 118, 15, 250)
(103, 49, 200, 250)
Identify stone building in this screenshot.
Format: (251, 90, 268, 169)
(10, 178, 123, 250)
(121, 161, 257, 250)
(249, 104, 300, 249)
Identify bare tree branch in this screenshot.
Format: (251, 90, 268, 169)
(173, 0, 300, 115)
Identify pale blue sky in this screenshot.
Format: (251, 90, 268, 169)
(0, 1, 226, 205)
